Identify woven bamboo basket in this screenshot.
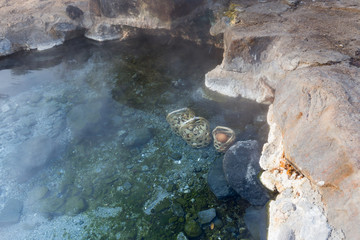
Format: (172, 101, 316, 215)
(166, 108, 195, 136)
(212, 126, 236, 152)
(179, 117, 212, 148)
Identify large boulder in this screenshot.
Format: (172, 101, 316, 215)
(223, 140, 269, 206)
(206, 1, 360, 238)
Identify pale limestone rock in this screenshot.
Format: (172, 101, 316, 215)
(206, 1, 360, 239)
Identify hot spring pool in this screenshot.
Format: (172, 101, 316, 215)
(0, 35, 268, 240)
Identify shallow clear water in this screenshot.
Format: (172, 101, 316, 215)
(0, 35, 268, 240)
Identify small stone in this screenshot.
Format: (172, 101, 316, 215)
(170, 152, 182, 160)
(213, 218, 223, 228)
(0, 199, 23, 226)
(197, 208, 216, 225)
(141, 165, 149, 172)
(184, 219, 202, 238)
(177, 232, 188, 240)
(194, 166, 202, 173)
(66, 5, 84, 20)
(172, 203, 184, 217)
(123, 182, 132, 190)
(201, 152, 209, 159)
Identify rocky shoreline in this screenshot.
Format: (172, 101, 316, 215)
(1, 0, 360, 239)
(206, 0, 360, 239)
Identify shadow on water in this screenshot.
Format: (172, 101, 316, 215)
(0, 34, 269, 240)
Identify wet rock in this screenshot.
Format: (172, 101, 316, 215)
(207, 157, 236, 199)
(184, 219, 202, 238)
(50, 22, 85, 41)
(65, 196, 87, 216)
(123, 127, 152, 148)
(169, 152, 182, 160)
(197, 208, 216, 225)
(123, 181, 132, 190)
(172, 203, 184, 217)
(0, 199, 23, 226)
(244, 206, 268, 240)
(223, 140, 269, 206)
(0, 38, 12, 57)
(176, 232, 188, 240)
(66, 5, 84, 20)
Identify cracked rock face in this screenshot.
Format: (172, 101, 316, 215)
(0, 0, 217, 56)
(206, 0, 360, 239)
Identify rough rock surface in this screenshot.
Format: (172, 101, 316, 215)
(223, 140, 269, 206)
(206, 0, 360, 239)
(0, 0, 220, 56)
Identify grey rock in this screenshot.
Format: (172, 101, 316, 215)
(197, 208, 216, 225)
(0, 199, 23, 226)
(50, 22, 85, 41)
(172, 203, 184, 217)
(0, 38, 12, 56)
(123, 128, 152, 148)
(66, 5, 84, 20)
(177, 232, 188, 240)
(170, 152, 182, 160)
(123, 182, 132, 190)
(244, 206, 268, 240)
(207, 157, 236, 199)
(223, 140, 269, 206)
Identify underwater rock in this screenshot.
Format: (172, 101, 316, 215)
(171, 203, 184, 217)
(197, 208, 216, 225)
(65, 196, 87, 216)
(0, 199, 23, 226)
(184, 219, 202, 238)
(176, 232, 189, 240)
(123, 127, 152, 148)
(207, 157, 236, 199)
(244, 206, 268, 240)
(223, 140, 269, 206)
(169, 152, 182, 161)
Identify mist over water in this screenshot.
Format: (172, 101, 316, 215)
(0, 35, 268, 239)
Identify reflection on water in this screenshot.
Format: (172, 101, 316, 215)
(0, 35, 268, 239)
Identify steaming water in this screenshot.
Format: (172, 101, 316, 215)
(0, 36, 268, 239)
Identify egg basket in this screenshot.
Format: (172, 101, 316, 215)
(179, 117, 212, 148)
(212, 126, 236, 153)
(166, 108, 195, 136)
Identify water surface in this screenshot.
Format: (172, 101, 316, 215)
(0, 35, 268, 239)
